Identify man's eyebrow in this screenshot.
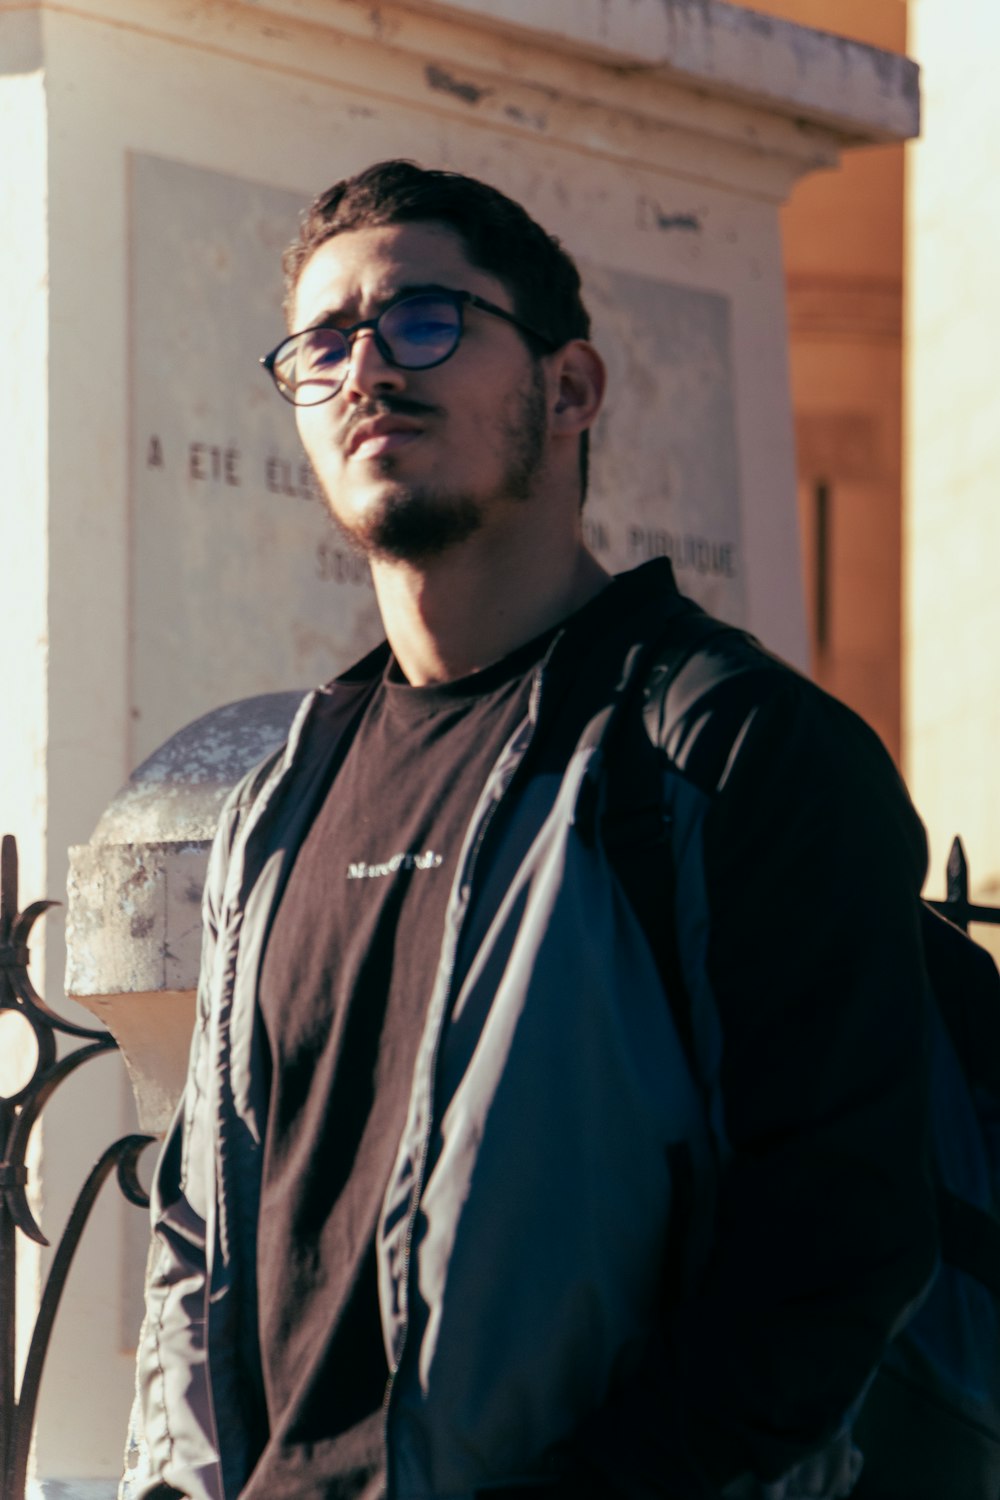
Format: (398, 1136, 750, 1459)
(305, 283, 462, 331)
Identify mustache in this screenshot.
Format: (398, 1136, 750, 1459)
(339, 395, 440, 446)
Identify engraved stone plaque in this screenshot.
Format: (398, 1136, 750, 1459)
(130, 153, 381, 763)
(585, 265, 745, 622)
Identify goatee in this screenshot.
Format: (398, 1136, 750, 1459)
(354, 484, 483, 562)
(328, 363, 548, 564)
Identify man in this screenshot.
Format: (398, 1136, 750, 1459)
(131, 161, 936, 1500)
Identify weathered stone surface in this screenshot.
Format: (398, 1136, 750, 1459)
(66, 840, 209, 997)
(92, 691, 305, 845)
(71, 990, 199, 1135)
(65, 693, 303, 1132)
(66, 691, 303, 995)
(263, 0, 922, 142)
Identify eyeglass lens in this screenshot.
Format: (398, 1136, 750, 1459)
(272, 293, 464, 405)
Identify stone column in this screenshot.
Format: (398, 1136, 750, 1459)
(66, 693, 303, 1134)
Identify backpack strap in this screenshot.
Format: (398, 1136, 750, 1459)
(590, 604, 744, 1078)
(640, 607, 742, 756)
(919, 903, 1000, 1296)
(566, 603, 722, 852)
(575, 597, 740, 793)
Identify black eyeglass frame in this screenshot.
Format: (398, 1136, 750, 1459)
(260, 286, 559, 406)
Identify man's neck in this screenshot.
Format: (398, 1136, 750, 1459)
(370, 534, 610, 685)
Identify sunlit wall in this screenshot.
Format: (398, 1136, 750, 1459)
(749, 0, 909, 765)
(905, 0, 1000, 922)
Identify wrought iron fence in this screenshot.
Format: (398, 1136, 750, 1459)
(925, 835, 1000, 935)
(0, 827, 999, 1498)
(0, 835, 154, 1500)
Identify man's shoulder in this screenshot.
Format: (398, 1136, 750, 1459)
(640, 603, 894, 801)
(597, 561, 806, 713)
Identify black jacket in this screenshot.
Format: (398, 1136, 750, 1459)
(130, 560, 936, 1500)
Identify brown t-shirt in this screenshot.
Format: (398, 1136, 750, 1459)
(243, 637, 548, 1500)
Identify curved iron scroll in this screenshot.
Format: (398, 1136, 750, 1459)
(0, 834, 156, 1499)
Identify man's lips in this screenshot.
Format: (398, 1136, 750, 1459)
(345, 415, 425, 460)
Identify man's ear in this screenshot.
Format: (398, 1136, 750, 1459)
(549, 340, 606, 435)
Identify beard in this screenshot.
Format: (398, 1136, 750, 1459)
(328, 362, 548, 565)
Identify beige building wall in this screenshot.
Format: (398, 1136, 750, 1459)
(744, 0, 909, 766)
(747, 0, 1000, 923)
(905, 0, 1000, 920)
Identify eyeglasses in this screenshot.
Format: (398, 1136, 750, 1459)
(260, 286, 557, 406)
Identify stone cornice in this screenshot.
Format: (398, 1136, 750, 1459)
(214, 0, 918, 146)
(5, 0, 918, 197)
(383, 0, 921, 144)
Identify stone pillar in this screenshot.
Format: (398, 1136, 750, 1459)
(66, 693, 303, 1135)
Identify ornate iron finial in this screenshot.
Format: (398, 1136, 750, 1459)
(930, 835, 1000, 935)
(946, 836, 969, 913)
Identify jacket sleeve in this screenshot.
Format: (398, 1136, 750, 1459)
(585, 670, 938, 1498)
(127, 799, 242, 1500)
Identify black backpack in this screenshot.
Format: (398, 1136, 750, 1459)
(852, 894, 1000, 1500)
(612, 605, 1000, 1500)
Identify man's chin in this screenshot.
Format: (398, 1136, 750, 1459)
(334, 486, 483, 564)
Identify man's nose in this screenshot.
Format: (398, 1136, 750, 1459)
(341, 328, 406, 399)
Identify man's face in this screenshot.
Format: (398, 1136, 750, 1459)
(290, 222, 551, 563)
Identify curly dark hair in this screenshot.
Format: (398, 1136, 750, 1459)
(282, 160, 594, 498)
